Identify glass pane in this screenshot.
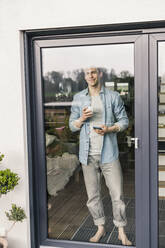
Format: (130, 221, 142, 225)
(158, 42, 165, 248)
(42, 44, 135, 246)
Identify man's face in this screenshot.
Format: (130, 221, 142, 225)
(84, 68, 100, 87)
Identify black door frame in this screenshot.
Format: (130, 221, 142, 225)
(24, 21, 165, 248)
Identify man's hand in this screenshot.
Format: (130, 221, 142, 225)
(74, 107, 93, 129)
(81, 107, 93, 122)
(93, 125, 109, 136)
(93, 124, 120, 135)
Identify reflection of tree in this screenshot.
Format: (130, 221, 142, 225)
(75, 70, 86, 91)
(43, 68, 134, 102)
(119, 70, 132, 79)
(109, 68, 117, 81)
(98, 67, 108, 86)
(43, 71, 63, 102)
(63, 78, 75, 93)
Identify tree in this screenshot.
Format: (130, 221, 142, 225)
(98, 67, 109, 86)
(119, 70, 132, 79)
(75, 69, 87, 91)
(109, 68, 117, 81)
(5, 204, 26, 234)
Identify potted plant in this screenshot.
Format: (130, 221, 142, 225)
(0, 169, 20, 196)
(5, 204, 26, 234)
(0, 153, 26, 248)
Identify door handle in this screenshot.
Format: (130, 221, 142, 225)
(130, 137, 139, 149)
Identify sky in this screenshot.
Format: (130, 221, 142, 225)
(159, 43, 165, 79)
(42, 43, 134, 78)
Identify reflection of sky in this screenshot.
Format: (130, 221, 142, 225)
(42, 44, 134, 78)
(159, 42, 165, 78)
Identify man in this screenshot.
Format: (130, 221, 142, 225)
(69, 67, 132, 245)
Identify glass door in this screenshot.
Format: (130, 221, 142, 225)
(150, 33, 165, 248)
(29, 33, 151, 248)
(42, 43, 135, 246)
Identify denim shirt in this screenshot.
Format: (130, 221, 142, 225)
(69, 86, 129, 165)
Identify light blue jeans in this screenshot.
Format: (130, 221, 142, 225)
(82, 155, 127, 227)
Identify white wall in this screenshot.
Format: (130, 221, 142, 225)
(0, 0, 165, 247)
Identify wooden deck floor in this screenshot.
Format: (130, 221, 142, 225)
(48, 168, 135, 240)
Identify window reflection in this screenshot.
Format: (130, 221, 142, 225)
(42, 44, 135, 246)
(158, 42, 165, 248)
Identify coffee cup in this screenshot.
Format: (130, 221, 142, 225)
(87, 106, 93, 113)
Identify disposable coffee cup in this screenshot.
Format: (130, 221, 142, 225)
(87, 106, 93, 113)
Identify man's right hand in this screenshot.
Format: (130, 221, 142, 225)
(74, 107, 93, 129)
(81, 107, 93, 122)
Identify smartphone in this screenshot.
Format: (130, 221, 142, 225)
(93, 126, 103, 130)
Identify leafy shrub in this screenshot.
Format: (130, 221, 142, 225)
(0, 153, 4, 162)
(0, 169, 20, 194)
(5, 204, 26, 222)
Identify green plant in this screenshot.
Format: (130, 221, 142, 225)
(0, 153, 26, 242)
(0, 169, 20, 195)
(0, 153, 4, 162)
(5, 204, 26, 222)
(5, 204, 26, 233)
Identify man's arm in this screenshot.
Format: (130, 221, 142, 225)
(113, 92, 129, 132)
(69, 95, 93, 132)
(93, 92, 129, 136)
(73, 108, 92, 129)
(93, 124, 120, 136)
(69, 95, 81, 132)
